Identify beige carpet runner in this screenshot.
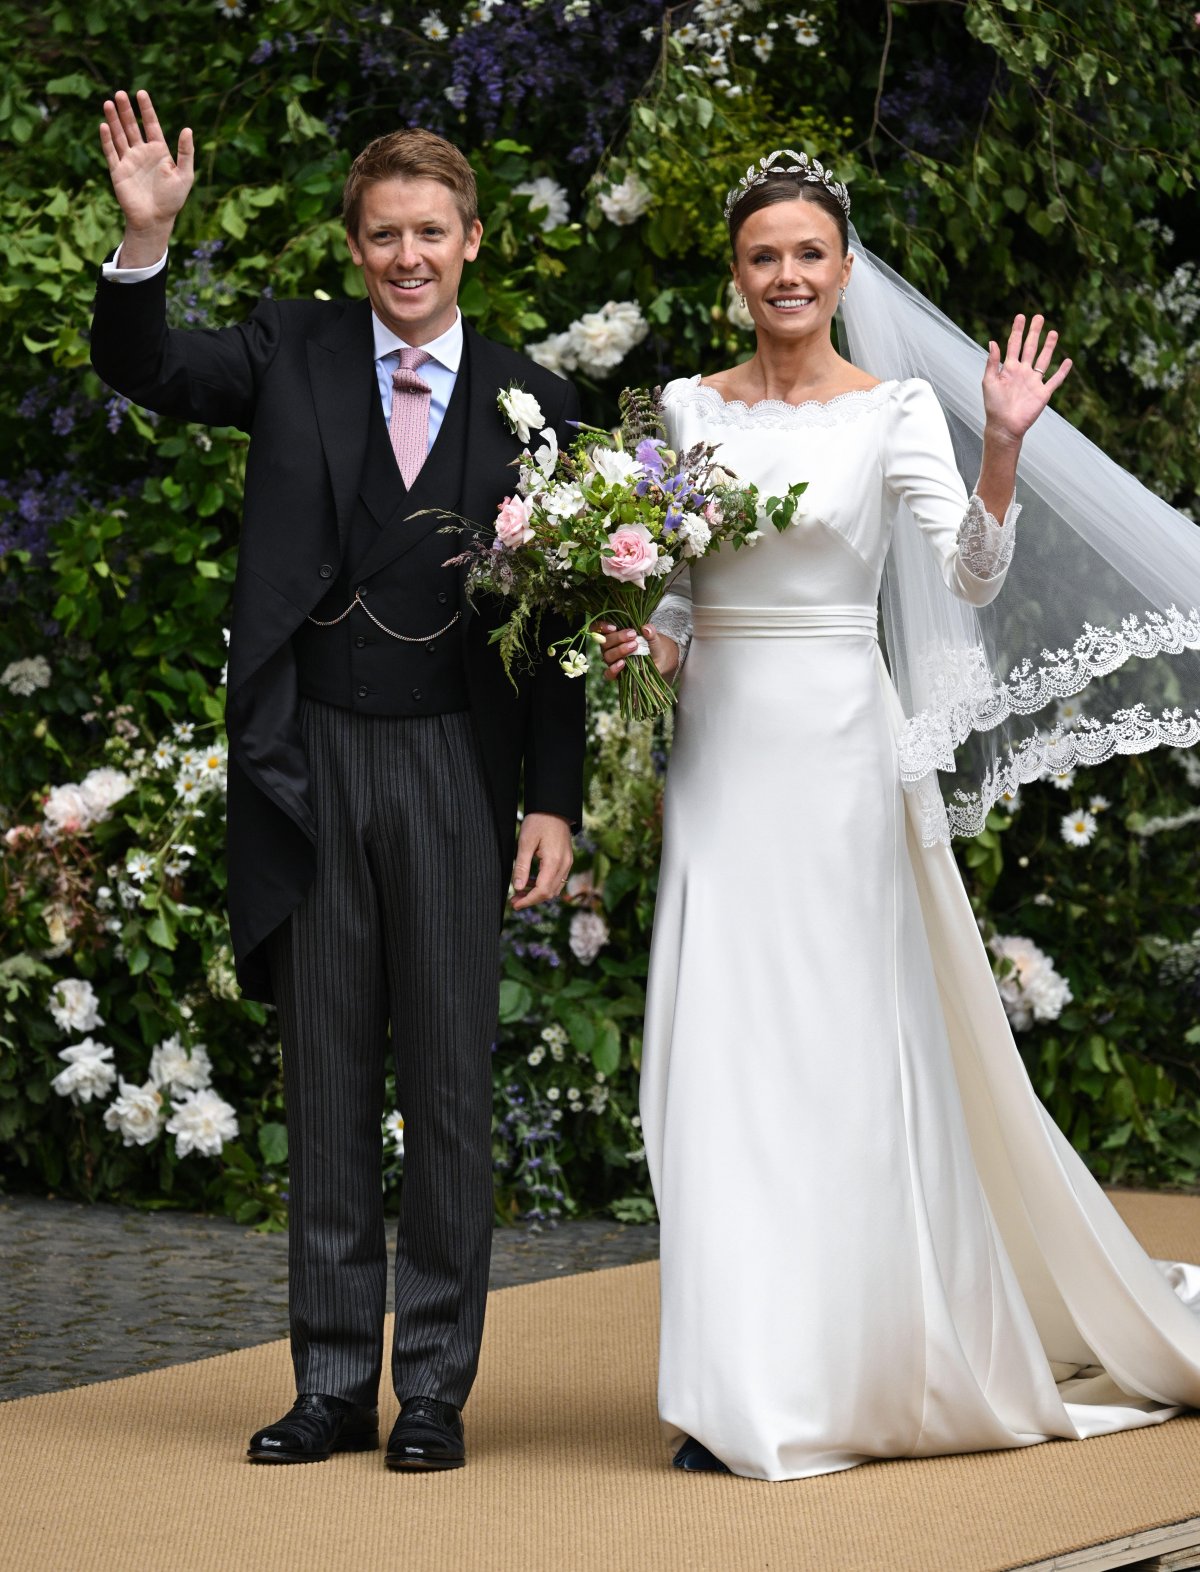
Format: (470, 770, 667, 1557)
(2, 1191, 1199, 1572)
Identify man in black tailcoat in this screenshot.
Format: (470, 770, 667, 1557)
(91, 90, 584, 1470)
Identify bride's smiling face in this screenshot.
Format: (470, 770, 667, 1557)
(731, 198, 852, 342)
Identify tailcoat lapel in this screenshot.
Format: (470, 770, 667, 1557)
(305, 300, 377, 554)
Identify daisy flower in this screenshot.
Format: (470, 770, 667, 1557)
(1061, 809, 1098, 847)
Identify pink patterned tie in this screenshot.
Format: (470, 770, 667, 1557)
(388, 347, 433, 488)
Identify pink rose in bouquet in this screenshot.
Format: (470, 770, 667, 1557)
(601, 522, 659, 588)
(495, 494, 535, 549)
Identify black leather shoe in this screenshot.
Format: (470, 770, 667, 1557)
(672, 1435, 731, 1473)
(385, 1396, 466, 1471)
(247, 1393, 379, 1463)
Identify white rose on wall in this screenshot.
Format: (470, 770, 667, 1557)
(50, 1039, 117, 1104)
(42, 783, 94, 837)
(513, 177, 571, 233)
(596, 172, 652, 226)
(988, 934, 1073, 1031)
(79, 766, 134, 821)
(568, 300, 649, 377)
(525, 331, 577, 379)
(149, 1036, 214, 1094)
(48, 978, 104, 1034)
(166, 1088, 239, 1158)
(104, 1080, 165, 1147)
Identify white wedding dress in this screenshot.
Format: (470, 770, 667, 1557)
(641, 374, 1200, 1482)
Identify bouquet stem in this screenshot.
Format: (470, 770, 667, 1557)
(618, 647, 677, 722)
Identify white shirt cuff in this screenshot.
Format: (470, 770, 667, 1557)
(102, 245, 168, 283)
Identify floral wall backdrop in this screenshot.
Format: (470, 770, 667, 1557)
(1, 0, 1198, 1226)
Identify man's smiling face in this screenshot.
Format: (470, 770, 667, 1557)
(346, 176, 483, 345)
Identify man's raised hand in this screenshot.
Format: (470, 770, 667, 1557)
(99, 90, 194, 266)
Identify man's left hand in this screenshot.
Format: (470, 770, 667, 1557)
(511, 813, 574, 910)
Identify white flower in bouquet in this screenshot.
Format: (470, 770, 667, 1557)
(525, 331, 576, 379)
(529, 425, 558, 481)
(569, 910, 610, 964)
(1088, 794, 1111, 812)
(725, 281, 756, 332)
(568, 300, 649, 377)
(79, 766, 133, 822)
(988, 934, 1073, 1031)
(596, 172, 652, 226)
(542, 481, 584, 518)
(600, 522, 660, 589)
(1046, 767, 1076, 791)
(384, 1110, 405, 1157)
(1061, 809, 1098, 847)
(513, 177, 571, 233)
(48, 977, 104, 1034)
(166, 1087, 238, 1158)
(149, 1035, 214, 1094)
(498, 385, 546, 444)
(43, 782, 94, 837)
(1, 655, 52, 695)
(50, 1038, 117, 1104)
(590, 446, 644, 486)
(175, 772, 203, 803)
(495, 494, 536, 549)
(676, 511, 713, 558)
(103, 1079, 165, 1147)
(560, 650, 589, 678)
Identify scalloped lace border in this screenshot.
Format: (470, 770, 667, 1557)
(899, 603, 1200, 844)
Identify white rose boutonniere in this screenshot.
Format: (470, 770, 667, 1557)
(498, 383, 546, 445)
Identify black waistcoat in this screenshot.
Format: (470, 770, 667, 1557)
(293, 345, 471, 715)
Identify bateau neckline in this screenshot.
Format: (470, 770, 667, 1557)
(684, 374, 899, 414)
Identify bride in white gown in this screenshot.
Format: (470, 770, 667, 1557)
(599, 152, 1200, 1482)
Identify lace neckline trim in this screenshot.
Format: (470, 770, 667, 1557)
(665, 375, 900, 429)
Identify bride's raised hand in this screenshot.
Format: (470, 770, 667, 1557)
(99, 89, 194, 238)
(595, 622, 679, 682)
(983, 313, 1072, 443)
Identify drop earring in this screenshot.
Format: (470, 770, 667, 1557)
(840, 287, 847, 305)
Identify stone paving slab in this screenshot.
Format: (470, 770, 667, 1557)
(0, 1194, 659, 1401)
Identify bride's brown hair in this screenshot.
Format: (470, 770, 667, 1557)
(727, 177, 849, 257)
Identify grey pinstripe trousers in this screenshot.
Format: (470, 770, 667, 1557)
(266, 699, 504, 1410)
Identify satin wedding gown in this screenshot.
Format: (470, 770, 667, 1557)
(641, 374, 1200, 1482)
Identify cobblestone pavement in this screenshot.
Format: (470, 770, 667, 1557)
(0, 1194, 659, 1401)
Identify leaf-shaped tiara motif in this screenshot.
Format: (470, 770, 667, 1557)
(723, 149, 851, 222)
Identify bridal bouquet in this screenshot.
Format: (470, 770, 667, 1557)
(452, 383, 807, 721)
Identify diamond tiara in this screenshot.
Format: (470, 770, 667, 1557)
(723, 149, 851, 222)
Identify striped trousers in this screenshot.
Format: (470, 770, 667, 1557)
(266, 699, 504, 1409)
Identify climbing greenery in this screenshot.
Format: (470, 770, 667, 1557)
(1, 0, 1197, 1223)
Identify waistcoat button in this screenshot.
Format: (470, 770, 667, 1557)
(355, 635, 366, 649)
(357, 684, 368, 699)
(426, 642, 436, 656)
(319, 564, 333, 579)
(437, 591, 448, 604)
(357, 584, 368, 598)
(411, 688, 423, 702)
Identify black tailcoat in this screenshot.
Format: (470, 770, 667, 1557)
(90, 268, 584, 1002)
